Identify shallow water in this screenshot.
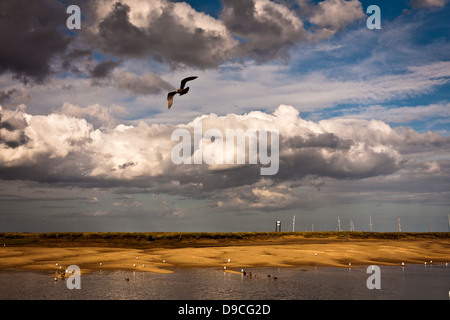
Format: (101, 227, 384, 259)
(0, 264, 449, 300)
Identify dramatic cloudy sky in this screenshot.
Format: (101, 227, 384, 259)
(0, 0, 449, 232)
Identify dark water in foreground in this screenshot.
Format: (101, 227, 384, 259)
(0, 264, 449, 300)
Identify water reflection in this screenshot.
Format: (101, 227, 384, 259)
(0, 264, 448, 300)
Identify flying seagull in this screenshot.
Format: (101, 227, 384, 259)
(167, 76, 197, 109)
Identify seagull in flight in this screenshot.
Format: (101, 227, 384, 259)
(167, 76, 197, 109)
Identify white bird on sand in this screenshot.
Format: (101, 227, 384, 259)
(227, 258, 231, 263)
(167, 76, 197, 109)
(401, 262, 405, 266)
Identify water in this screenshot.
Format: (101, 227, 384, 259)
(0, 264, 449, 300)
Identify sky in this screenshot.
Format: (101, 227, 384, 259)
(0, 0, 449, 232)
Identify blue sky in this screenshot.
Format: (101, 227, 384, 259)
(0, 0, 449, 232)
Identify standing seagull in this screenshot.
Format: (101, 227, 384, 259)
(167, 76, 197, 109)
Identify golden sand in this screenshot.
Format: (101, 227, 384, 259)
(0, 238, 449, 274)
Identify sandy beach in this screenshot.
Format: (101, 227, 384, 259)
(0, 233, 449, 274)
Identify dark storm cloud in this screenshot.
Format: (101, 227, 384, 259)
(0, 0, 71, 83)
(0, 0, 366, 86)
(94, 2, 148, 57)
(90, 60, 121, 78)
(221, 0, 308, 62)
(61, 48, 93, 73)
(86, 1, 234, 69)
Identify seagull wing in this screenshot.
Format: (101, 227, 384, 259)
(167, 91, 177, 109)
(180, 76, 197, 89)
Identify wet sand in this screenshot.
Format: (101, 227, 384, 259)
(0, 237, 449, 274)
